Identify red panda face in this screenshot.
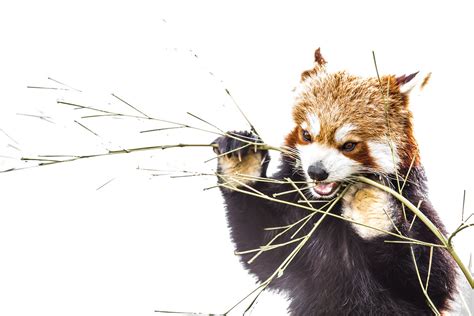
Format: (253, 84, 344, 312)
(285, 53, 421, 198)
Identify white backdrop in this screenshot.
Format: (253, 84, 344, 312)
(1, 1, 473, 315)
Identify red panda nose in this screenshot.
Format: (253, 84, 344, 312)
(307, 162, 329, 181)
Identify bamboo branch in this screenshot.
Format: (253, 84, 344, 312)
(372, 50, 407, 221)
(356, 175, 474, 288)
(217, 177, 440, 249)
(410, 246, 441, 315)
(224, 185, 349, 315)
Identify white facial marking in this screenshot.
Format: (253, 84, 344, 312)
(297, 142, 360, 184)
(334, 123, 356, 143)
(367, 141, 400, 173)
(305, 113, 321, 136)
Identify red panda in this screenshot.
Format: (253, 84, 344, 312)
(213, 49, 456, 315)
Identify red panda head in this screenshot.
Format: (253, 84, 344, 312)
(285, 48, 426, 198)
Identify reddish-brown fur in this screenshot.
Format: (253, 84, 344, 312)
(287, 54, 421, 169)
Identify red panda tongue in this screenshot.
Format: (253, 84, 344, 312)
(313, 182, 338, 196)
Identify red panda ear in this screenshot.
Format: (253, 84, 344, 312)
(397, 71, 432, 94)
(301, 47, 327, 81)
(396, 72, 419, 86)
(314, 47, 327, 67)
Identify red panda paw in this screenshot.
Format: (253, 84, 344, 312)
(342, 184, 397, 239)
(211, 131, 268, 186)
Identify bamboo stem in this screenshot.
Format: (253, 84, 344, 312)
(355, 175, 474, 288)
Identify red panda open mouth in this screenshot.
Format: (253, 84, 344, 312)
(312, 182, 341, 198)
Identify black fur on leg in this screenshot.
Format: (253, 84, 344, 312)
(215, 138, 457, 315)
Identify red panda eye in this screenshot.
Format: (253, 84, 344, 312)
(341, 142, 357, 152)
(301, 129, 312, 142)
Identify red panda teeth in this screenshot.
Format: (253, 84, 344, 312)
(313, 182, 339, 196)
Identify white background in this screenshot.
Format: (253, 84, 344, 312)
(0, 1, 473, 315)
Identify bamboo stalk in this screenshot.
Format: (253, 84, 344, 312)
(355, 175, 474, 288)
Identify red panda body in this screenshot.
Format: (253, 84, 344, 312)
(213, 49, 456, 315)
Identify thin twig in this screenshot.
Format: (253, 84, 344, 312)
(224, 88, 260, 138)
(272, 184, 314, 198)
(27, 86, 68, 90)
(204, 143, 252, 163)
(111, 93, 150, 118)
(186, 112, 225, 133)
(400, 155, 418, 192)
(448, 224, 474, 247)
(16, 113, 54, 124)
(410, 246, 441, 315)
(96, 178, 115, 191)
(425, 246, 434, 291)
(236, 237, 306, 255)
(0, 128, 19, 144)
(74, 120, 100, 137)
(462, 190, 466, 222)
(408, 201, 423, 231)
(372, 51, 407, 221)
(17, 144, 216, 170)
(48, 77, 82, 92)
(382, 206, 402, 236)
(383, 240, 446, 248)
(154, 310, 223, 315)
